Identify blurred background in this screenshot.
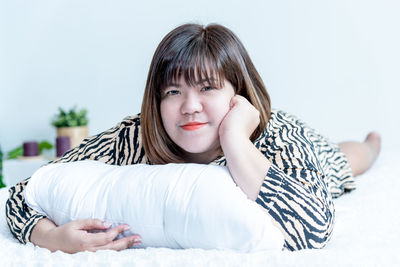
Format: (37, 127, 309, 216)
(1, 0, 399, 154)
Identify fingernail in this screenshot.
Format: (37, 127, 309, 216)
(129, 237, 141, 247)
(123, 225, 130, 231)
(103, 222, 111, 228)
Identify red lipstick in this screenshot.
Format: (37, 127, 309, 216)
(181, 122, 207, 131)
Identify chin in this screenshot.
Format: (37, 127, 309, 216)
(178, 142, 210, 153)
(181, 142, 220, 156)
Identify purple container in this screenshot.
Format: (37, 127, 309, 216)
(56, 136, 71, 157)
(23, 142, 39, 157)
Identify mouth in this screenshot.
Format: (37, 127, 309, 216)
(180, 122, 208, 131)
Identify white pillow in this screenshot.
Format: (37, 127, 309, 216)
(25, 160, 283, 252)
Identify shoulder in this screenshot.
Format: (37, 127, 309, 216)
(73, 113, 142, 152)
(268, 109, 309, 131)
(84, 113, 142, 141)
(114, 113, 148, 163)
(108, 113, 143, 145)
(104, 113, 142, 136)
(119, 113, 142, 128)
(254, 109, 314, 148)
(256, 109, 322, 170)
(51, 113, 147, 165)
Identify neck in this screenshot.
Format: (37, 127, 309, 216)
(182, 147, 223, 164)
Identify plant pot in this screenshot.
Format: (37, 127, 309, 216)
(57, 126, 89, 149)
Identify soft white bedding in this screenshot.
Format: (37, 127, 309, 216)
(1, 147, 399, 266)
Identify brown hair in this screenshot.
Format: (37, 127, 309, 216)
(141, 23, 271, 164)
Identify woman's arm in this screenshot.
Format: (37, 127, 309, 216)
(219, 95, 271, 200)
(5, 179, 48, 244)
(219, 131, 271, 201)
(219, 102, 335, 250)
(5, 115, 144, 252)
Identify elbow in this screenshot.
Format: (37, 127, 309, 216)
(307, 195, 335, 249)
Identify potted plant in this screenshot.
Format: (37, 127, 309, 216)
(51, 106, 89, 148)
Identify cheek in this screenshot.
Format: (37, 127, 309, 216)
(160, 102, 172, 129)
(219, 93, 233, 113)
(207, 98, 231, 124)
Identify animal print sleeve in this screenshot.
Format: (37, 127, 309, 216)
(255, 125, 335, 251)
(5, 115, 141, 244)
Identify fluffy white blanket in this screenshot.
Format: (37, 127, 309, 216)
(1, 147, 399, 266)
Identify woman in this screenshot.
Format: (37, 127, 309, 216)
(6, 23, 381, 253)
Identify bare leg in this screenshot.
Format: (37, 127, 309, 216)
(338, 132, 381, 177)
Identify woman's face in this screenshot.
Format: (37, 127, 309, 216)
(160, 75, 235, 163)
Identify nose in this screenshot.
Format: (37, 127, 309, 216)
(180, 92, 203, 115)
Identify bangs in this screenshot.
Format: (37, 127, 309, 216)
(159, 41, 226, 92)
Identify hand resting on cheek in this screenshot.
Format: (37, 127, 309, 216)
(24, 160, 283, 252)
(219, 95, 260, 141)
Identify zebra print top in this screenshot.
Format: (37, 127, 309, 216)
(5, 109, 354, 251)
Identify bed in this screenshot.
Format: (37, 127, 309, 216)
(1, 146, 399, 266)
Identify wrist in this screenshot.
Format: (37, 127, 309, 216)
(30, 218, 59, 252)
(219, 130, 250, 149)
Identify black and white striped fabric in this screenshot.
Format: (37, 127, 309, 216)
(5, 109, 354, 251)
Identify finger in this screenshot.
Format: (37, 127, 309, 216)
(232, 94, 246, 106)
(229, 96, 238, 109)
(73, 218, 111, 231)
(87, 224, 137, 246)
(94, 235, 142, 251)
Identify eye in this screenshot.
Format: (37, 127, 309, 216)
(164, 90, 181, 96)
(201, 86, 214, 92)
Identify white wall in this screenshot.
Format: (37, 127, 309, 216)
(1, 0, 399, 153)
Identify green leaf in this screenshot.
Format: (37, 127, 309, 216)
(7, 146, 23, 159)
(51, 106, 89, 127)
(0, 179, 5, 188)
(39, 141, 53, 154)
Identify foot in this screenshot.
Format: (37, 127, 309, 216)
(365, 131, 381, 162)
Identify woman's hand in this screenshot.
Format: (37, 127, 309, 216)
(30, 218, 141, 254)
(218, 95, 270, 201)
(219, 95, 260, 142)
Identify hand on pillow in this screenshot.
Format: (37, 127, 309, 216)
(25, 160, 283, 252)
